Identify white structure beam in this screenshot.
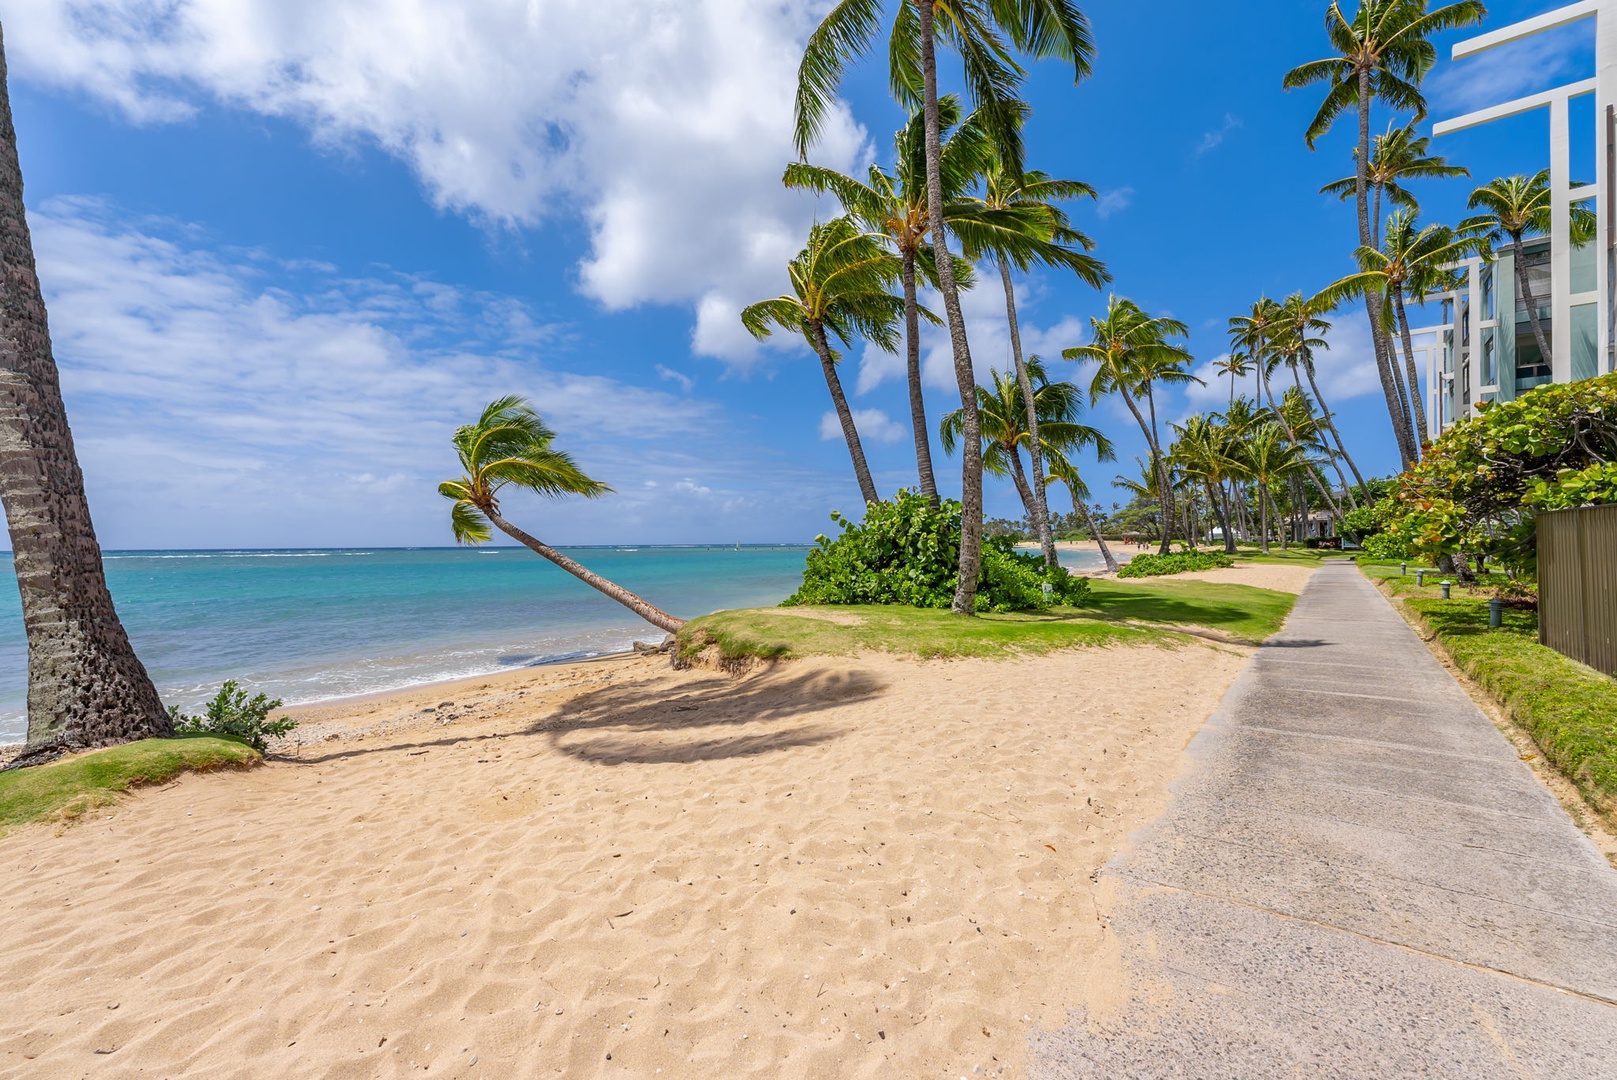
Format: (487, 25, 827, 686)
(1432, 79, 1596, 137)
(1452, 1, 1598, 58)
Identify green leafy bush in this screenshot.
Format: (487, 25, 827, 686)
(787, 490, 1089, 613)
(170, 681, 294, 752)
(1359, 532, 1412, 560)
(1116, 551, 1234, 578)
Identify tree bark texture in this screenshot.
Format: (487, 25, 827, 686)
(487, 510, 684, 635)
(901, 250, 939, 505)
(811, 321, 880, 505)
(1513, 234, 1552, 370)
(1393, 292, 1428, 443)
(998, 258, 1056, 568)
(0, 33, 171, 750)
(917, 3, 984, 615)
(1145, 386, 1176, 555)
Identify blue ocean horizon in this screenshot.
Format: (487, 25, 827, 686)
(0, 542, 1111, 743)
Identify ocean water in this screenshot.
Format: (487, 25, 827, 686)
(0, 546, 815, 744)
(0, 543, 1113, 743)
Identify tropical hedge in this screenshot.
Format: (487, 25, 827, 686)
(786, 490, 1088, 612)
(1384, 374, 1617, 571)
(1117, 551, 1234, 578)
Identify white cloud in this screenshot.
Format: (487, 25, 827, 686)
(1195, 114, 1241, 156)
(655, 363, 694, 393)
(820, 408, 903, 445)
(5, 0, 868, 366)
(1429, 22, 1594, 115)
(1094, 187, 1134, 220)
(31, 197, 851, 546)
(1178, 315, 1382, 418)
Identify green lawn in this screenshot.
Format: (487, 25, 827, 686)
(0, 736, 260, 835)
(677, 578, 1296, 664)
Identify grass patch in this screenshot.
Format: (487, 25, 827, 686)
(1229, 547, 1332, 566)
(0, 736, 260, 834)
(678, 578, 1296, 664)
(1396, 595, 1617, 823)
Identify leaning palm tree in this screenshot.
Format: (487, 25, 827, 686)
(1461, 171, 1599, 368)
(1065, 296, 1200, 555)
(1171, 414, 1243, 554)
(1284, 0, 1486, 468)
(0, 31, 171, 760)
(783, 97, 992, 504)
(1320, 120, 1469, 246)
(742, 217, 914, 506)
(1043, 448, 1119, 572)
(957, 159, 1110, 569)
(440, 397, 683, 635)
(1242, 421, 1312, 555)
(1266, 290, 1363, 506)
(795, 0, 1095, 614)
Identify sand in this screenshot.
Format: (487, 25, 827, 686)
(1167, 562, 1320, 594)
(0, 609, 1278, 1078)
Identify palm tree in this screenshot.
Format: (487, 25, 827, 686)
(0, 33, 171, 759)
(440, 397, 683, 635)
(1461, 171, 1599, 369)
(1284, 0, 1486, 468)
(1171, 414, 1242, 554)
(1228, 298, 1283, 406)
(1242, 421, 1312, 555)
(1043, 449, 1119, 572)
(1065, 296, 1200, 555)
(1320, 120, 1469, 246)
(958, 160, 1110, 569)
(1214, 352, 1253, 407)
(742, 217, 913, 506)
(783, 97, 992, 505)
(795, 0, 1094, 614)
(1267, 290, 1364, 505)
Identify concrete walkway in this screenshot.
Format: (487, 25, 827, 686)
(1030, 560, 1617, 1078)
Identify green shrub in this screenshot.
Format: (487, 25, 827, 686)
(1359, 532, 1413, 560)
(170, 681, 294, 752)
(787, 490, 1090, 613)
(1116, 551, 1234, 578)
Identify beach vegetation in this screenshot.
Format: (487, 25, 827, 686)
(0, 736, 259, 835)
(168, 681, 294, 752)
(441, 397, 685, 634)
(1117, 552, 1234, 579)
(787, 489, 1087, 613)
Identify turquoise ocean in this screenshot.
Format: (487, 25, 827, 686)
(0, 544, 1109, 744)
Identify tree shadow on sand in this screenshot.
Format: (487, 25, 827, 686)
(538, 666, 886, 766)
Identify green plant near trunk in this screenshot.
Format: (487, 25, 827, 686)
(1117, 552, 1234, 579)
(168, 681, 294, 752)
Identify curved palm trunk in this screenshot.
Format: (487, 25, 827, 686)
(998, 258, 1056, 568)
(1006, 445, 1037, 518)
(486, 509, 683, 635)
(918, 4, 983, 615)
(1114, 384, 1169, 553)
(1144, 385, 1176, 555)
(1512, 233, 1552, 368)
(1073, 489, 1118, 573)
(811, 321, 880, 505)
(1392, 291, 1429, 443)
(0, 36, 171, 755)
(1306, 357, 1368, 500)
(901, 249, 939, 505)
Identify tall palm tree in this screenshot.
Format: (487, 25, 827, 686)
(0, 32, 171, 759)
(1461, 171, 1599, 368)
(1043, 448, 1118, 572)
(1229, 298, 1283, 406)
(1171, 414, 1242, 554)
(742, 217, 914, 506)
(1284, 0, 1486, 468)
(1242, 421, 1312, 555)
(958, 161, 1110, 569)
(1065, 296, 1200, 555)
(1214, 351, 1253, 407)
(1267, 290, 1364, 505)
(440, 397, 683, 635)
(795, 0, 1095, 615)
(783, 97, 992, 505)
(1320, 120, 1469, 246)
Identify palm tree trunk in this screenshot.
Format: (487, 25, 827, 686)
(485, 509, 683, 635)
(1115, 385, 1171, 553)
(1513, 234, 1551, 368)
(1305, 357, 1367, 501)
(0, 34, 171, 754)
(1007, 446, 1037, 518)
(1259, 484, 1271, 555)
(999, 258, 1056, 569)
(1218, 481, 1237, 554)
(811, 321, 880, 505)
(902, 248, 939, 505)
(1074, 489, 1118, 572)
(1144, 384, 1176, 555)
(1393, 291, 1429, 443)
(918, 3, 983, 615)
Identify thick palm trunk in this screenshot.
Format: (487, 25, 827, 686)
(0, 35, 171, 754)
(1393, 291, 1429, 443)
(1145, 386, 1176, 555)
(486, 509, 683, 635)
(918, 6, 983, 615)
(811, 322, 880, 505)
(998, 259, 1056, 568)
(1007, 446, 1037, 518)
(1513, 234, 1552, 368)
(901, 249, 939, 505)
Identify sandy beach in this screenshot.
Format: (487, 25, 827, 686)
(0, 566, 1313, 1079)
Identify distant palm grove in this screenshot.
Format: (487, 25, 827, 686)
(0, 1, 1553, 751)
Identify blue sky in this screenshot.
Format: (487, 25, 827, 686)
(0, 0, 1592, 548)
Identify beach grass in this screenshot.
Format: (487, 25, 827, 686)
(678, 578, 1296, 664)
(0, 736, 260, 834)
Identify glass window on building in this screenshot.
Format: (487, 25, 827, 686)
(1515, 323, 1552, 392)
(1572, 302, 1598, 381)
(1481, 264, 1495, 321)
(1519, 244, 1551, 319)
(1480, 326, 1496, 387)
(1572, 239, 1598, 295)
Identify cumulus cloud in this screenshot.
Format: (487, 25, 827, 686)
(820, 409, 904, 445)
(5, 0, 867, 365)
(1094, 187, 1134, 220)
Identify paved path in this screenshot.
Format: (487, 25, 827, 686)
(1030, 560, 1617, 1079)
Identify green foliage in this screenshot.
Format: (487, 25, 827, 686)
(1117, 551, 1234, 578)
(1359, 532, 1413, 560)
(786, 490, 1089, 613)
(1384, 374, 1617, 570)
(169, 682, 294, 752)
(0, 737, 259, 834)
